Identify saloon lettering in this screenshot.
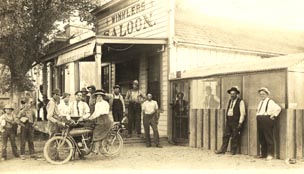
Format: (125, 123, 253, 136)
(103, 1, 156, 37)
(104, 13, 156, 37)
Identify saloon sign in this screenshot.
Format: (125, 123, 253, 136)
(102, 1, 157, 37)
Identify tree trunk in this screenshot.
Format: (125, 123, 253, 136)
(10, 82, 22, 111)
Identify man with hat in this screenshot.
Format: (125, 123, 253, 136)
(108, 85, 125, 122)
(87, 85, 96, 114)
(0, 104, 20, 160)
(215, 86, 246, 155)
(125, 80, 145, 138)
(17, 97, 37, 160)
(46, 88, 65, 137)
(80, 87, 90, 104)
(256, 87, 281, 160)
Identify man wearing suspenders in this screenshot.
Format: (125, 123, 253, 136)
(256, 87, 281, 160)
(215, 87, 246, 155)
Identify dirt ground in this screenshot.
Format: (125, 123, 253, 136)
(1, 141, 304, 174)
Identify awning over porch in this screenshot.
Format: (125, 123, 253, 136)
(56, 40, 96, 66)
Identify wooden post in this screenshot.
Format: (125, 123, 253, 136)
(248, 109, 258, 156)
(279, 109, 287, 159)
(296, 110, 303, 159)
(286, 109, 296, 159)
(74, 61, 80, 92)
(217, 109, 225, 151)
(189, 109, 197, 147)
(240, 109, 249, 155)
(42, 63, 48, 97)
(95, 44, 102, 89)
(196, 109, 203, 148)
(210, 109, 217, 150)
(203, 109, 210, 149)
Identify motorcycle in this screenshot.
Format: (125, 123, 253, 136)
(43, 120, 125, 165)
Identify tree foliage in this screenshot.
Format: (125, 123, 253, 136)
(0, 0, 98, 92)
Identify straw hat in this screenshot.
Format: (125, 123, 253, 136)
(258, 87, 270, 95)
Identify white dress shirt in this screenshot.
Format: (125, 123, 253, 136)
(142, 100, 159, 115)
(86, 100, 110, 120)
(256, 97, 281, 117)
(227, 98, 246, 123)
(58, 100, 71, 120)
(69, 100, 90, 118)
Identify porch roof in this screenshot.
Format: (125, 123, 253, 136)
(172, 53, 304, 80)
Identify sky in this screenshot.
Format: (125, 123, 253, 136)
(181, 0, 304, 30)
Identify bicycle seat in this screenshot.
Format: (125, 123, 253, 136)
(70, 128, 93, 136)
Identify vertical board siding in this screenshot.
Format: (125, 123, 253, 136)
(188, 108, 304, 159)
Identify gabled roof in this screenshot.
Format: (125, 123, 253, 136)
(179, 53, 304, 79)
(175, 7, 304, 54)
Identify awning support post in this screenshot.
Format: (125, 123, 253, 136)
(95, 44, 102, 89)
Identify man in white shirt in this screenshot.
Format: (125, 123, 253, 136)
(215, 87, 246, 155)
(69, 91, 90, 121)
(142, 93, 162, 148)
(256, 87, 281, 160)
(58, 93, 71, 121)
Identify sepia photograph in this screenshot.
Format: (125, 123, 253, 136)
(0, 0, 304, 173)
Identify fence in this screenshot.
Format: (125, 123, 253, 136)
(189, 109, 304, 159)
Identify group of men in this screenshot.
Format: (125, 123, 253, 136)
(215, 86, 281, 160)
(46, 80, 162, 148)
(0, 97, 36, 161)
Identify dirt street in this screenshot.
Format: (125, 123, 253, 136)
(1, 142, 304, 174)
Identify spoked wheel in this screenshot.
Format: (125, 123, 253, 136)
(43, 136, 74, 165)
(100, 132, 123, 157)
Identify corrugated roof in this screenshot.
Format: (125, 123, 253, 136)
(175, 7, 304, 54)
(180, 53, 304, 79)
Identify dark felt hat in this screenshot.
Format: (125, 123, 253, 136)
(227, 87, 240, 94)
(52, 88, 61, 95)
(87, 85, 96, 91)
(113, 85, 121, 89)
(80, 87, 88, 94)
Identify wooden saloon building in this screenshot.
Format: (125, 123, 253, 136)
(41, 0, 304, 159)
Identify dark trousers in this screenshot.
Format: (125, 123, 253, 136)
(20, 122, 35, 155)
(257, 115, 275, 156)
(1, 128, 19, 158)
(127, 102, 141, 135)
(143, 113, 160, 146)
(113, 109, 123, 122)
(220, 117, 240, 153)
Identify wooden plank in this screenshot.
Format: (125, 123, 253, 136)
(189, 109, 197, 147)
(286, 109, 296, 159)
(279, 109, 287, 159)
(296, 110, 303, 159)
(240, 109, 249, 155)
(210, 109, 217, 150)
(248, 109, 258, 156)
(217, 109, 225, 151)
(203, 109, 210, 149)
(196, 109, 203, 148)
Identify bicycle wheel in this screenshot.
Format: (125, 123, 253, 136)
(100, 132, 123, 157)
(43, 136, 74, 165)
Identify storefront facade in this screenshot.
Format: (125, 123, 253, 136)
(41, 0, 304, 146)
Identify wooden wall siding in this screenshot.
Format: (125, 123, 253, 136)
(158, 47, 169, 136)
(171, 46, 261, 73)
(189, 108, 304, 159)
(96, 0, 169, 38)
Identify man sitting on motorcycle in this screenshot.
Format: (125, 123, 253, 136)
(80, 89, 112, 154)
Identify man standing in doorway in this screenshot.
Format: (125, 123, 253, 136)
(215, 87, 246, 155)
(69, 91, 90, 121)
(256, 87, 281, 160)
(125, 80, 145, 138)
(142, 93, 162, 148)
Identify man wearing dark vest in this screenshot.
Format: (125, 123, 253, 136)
(215, 87, 246, 155)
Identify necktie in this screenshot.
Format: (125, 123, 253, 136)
(230, 100, 234, 109)
(258, 100, 264, 113)
(77, 101, 80, 116)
